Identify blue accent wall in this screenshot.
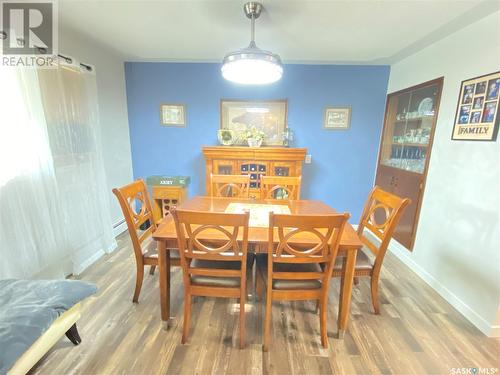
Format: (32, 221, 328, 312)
(124, 62, 390, 221)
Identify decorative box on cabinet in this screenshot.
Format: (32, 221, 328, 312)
(151, 185, 188, 224)
(202, 146, 306, 199)
(375, 77, 443, 250)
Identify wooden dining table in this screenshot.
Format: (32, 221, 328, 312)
(153, 196, 363, 338)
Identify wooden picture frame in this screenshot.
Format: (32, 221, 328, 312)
(160, 104, 186, 127)
(220, 99, 288, 146)
(324, 106, 351, 130)
(451, 71, 500, 141)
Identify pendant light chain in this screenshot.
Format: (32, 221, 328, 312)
(250, 13, 255, 46)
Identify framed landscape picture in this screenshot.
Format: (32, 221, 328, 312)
(324, 106, 351, 130)
(452, 71, 500, 141)
(160, 104, 186, 127)
(220, 99, 287, 146)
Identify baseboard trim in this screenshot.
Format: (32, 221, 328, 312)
(387, 238, 498, 337)
(113, 220, 127, 237)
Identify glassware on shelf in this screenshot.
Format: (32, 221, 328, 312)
(282, 128, 294, 147)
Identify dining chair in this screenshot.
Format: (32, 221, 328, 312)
(112, 179, 180, 303)
(258, 212, 349, 351)
(260, 175, 302, 200)
(210, 173, 250, 198)
(171, 208, 253, 348)
(332, 186, 410, 314)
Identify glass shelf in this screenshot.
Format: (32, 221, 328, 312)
(380, 82, 440, 174)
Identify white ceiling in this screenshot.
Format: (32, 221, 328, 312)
(59, 0, 500, 64)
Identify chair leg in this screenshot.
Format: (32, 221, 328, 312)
(182, 293, 192, 344)
(319, 298, 328, 348)
(239, 292, 246, 349)
(370, 276, 380, 315)
(339, 270, 345, 305)
(132, 264, 144, 303)
(263, 288, 272, 351)
(149, 265, 156, 275)
(315, 300, 320, 314)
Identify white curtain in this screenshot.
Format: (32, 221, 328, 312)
(0, 68, 68, 277)
(0, 59, 116, 279)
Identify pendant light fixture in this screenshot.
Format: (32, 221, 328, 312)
(221, 2, 283, 85)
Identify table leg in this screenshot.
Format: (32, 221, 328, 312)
(158, 240, 171, 329)
(338, 249, 357, 338)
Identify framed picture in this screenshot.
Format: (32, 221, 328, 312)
(324, 106, 351, 130)
(452, 71, 500, 141)
(220, 99, 287, 146)
(160, 104, 186, 126)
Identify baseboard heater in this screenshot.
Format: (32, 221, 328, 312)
(113, 219, 125, 229)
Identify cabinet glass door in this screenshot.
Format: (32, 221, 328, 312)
(213, 160, 235, 175)
(239, 161, 267, 188)
(380, 82, 440, 174)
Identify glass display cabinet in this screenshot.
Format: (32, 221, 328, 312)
(375, 77, 443, 250)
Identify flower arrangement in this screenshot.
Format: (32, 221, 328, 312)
(245, 127, 265, 141)
(244, 126, 265, 147)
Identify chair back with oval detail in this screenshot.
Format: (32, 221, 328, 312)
(210, 173, 250, 198)
(113, 179, 156, 260)
(260, 175, 301, 200)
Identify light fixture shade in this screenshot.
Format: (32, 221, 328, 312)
(222, 44, 283, 85)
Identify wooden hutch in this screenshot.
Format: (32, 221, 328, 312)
(202, 146, 307, 199)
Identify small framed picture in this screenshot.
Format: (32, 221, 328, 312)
(160, 104, 186, 126)
(452, 71, 500, 141)
(482, 101, 497, 123)
(472, 96, 484, 110)
(475, 81, 487, 95)
(461, 84, 475, 104)
(458, 105, 471, 124)
(486, 78, 500, 100)
(470, 111, 481, 124)
(324, 106, 351, 130)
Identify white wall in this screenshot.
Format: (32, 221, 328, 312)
(387, 11, 500, 336)
(59, 26, 133, 232)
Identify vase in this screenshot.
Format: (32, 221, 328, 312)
(217, 129, 234, 146)
(247, 138, 262, 147)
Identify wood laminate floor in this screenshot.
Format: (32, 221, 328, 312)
(32, 233, 499, 375)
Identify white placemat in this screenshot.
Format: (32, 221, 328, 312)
(225, 203, 291, 227)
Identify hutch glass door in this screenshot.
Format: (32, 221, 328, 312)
(380, 82, 440, 174)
